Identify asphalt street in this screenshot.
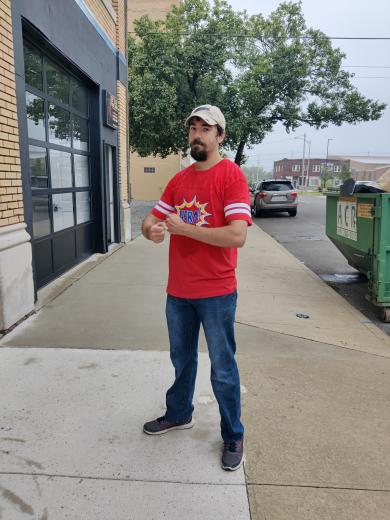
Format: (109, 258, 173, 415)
(253, 194, 390, 336)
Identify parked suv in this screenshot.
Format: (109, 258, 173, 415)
(251, 179, 298, 217)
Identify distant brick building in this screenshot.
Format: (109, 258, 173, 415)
(273, 156, 390, 188)
(273, 158, 348, 188)
(0, 0, 129, 330)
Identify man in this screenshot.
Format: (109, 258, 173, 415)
(141, 105, 252, 471)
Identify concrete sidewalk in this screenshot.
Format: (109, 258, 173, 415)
(1, 225, 390, 519)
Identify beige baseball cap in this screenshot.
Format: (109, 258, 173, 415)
(185, 104, 226, 130)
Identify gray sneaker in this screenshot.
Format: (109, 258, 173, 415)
(221, 439, 244, 471)
(143, 415, 194, 435)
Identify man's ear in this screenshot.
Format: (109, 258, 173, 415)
(217, 131, 225, 145)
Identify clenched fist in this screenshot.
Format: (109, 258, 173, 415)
(149, 222, 166, 243)
(166, 213, 188, 235)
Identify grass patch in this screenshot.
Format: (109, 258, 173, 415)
(298, 190, 324, 197)
(324, 280, 340, 292)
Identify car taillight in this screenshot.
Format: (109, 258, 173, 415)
(291, 191, 298, 197)
(259, 192, 267, 198)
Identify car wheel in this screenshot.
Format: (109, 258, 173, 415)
(288, 209, 297, 217)
(252, 203, 261, 218)
(379, 307, 390, 323)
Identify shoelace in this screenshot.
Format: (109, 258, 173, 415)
(224, 441, 238, 452)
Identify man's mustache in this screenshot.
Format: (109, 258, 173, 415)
(190, 139, 205, 147)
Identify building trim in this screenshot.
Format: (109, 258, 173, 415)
(73, 0, 126, 66)
(101, 0, 117, 22)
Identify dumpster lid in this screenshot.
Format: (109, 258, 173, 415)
(340, 178, 385, 196)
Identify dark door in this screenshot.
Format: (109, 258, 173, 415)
(104, 144, 119, 245)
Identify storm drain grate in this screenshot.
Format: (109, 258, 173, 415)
(295, 235, 323, 241)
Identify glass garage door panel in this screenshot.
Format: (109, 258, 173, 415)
(48, 104, 71, 147)
(74, 154, 89, 187)
(52, 193, 74, 232)
(29, 146, 48, 189)
(26, 92, 45, 141)
(50, 150, 72, 188)
(32, 194, 51, 238)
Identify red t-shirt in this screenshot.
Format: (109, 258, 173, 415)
(151, 158, 252, 298)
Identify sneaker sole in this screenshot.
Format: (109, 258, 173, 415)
(143, 418, 195, 435)
(221, 454, 245, 471)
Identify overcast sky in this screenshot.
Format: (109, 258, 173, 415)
(226, 0, 390, 170)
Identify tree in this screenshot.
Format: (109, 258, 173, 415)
(320, 164, 334, 189)
(339, 164, 352, 183)
(241, 165, 270, 184)
(128, 0, 386, 165)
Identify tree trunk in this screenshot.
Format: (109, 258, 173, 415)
(234, 141, 246, 165)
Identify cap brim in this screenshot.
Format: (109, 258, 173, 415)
(185, 113, 217, 127)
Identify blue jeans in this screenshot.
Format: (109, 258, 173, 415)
(165, 291, 244, 442)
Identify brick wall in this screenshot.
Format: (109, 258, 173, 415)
(117, 81, 129, 201)
(112, 0, 127, 56)
(0, 0, 24, 228)
(84, 0, 117, 45)
(112, 0, 129, 202)
(128, 0, 180, 29)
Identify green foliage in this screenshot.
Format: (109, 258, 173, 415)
(320, 164, 334, 188)
(339, 163, 352, 182)
(128, 0, 386, 165)
(241, 165, 270, 184)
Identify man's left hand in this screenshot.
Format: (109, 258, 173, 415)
(166, 213, 188, 236)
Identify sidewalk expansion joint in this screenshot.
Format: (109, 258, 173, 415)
(247, 482, 390, 493)
(235, 320, 390, 361)
(0, 471, 245, 487)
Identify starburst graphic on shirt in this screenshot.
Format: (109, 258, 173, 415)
(175, 196, 212, 226)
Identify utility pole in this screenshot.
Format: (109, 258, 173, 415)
(326, 138, 333, 166)
(294, 134, 308, 188)
(306, 140, 311, 187)
(326, 138, 334, 187)
(301, 133, 306, 187)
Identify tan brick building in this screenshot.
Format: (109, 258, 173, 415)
(128, 0, 190, 201)
(0, 0, 130, 330)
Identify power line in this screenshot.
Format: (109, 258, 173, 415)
(353, 76, 390, 79)
(343, 65, 390, 69)
(129, 31, 390, 40)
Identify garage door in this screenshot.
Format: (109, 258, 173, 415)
(23, 40, 96, 288)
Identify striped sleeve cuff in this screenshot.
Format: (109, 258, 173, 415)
(224, 203, 252, 220)
(152, 200, 176, 219)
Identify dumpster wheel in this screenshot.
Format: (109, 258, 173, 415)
(379, 307, 390, 323)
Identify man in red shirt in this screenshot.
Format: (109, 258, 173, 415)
(142, 105, 252, 471)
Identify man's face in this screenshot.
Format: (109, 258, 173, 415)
(188, 117, 224, 161)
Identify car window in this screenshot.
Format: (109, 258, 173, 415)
(261, 181, 293, 191)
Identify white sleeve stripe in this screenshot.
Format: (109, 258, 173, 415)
(154, 204, 173, 216)
(224, 203, 250, 211)
(158, 200, 175, 211)
(225, 208, 252, 218)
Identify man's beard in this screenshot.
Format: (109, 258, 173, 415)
(190, 142, 208, 161)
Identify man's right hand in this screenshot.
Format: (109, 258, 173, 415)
(149, 222, 166, 243)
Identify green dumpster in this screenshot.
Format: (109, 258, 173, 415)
(325, 191, 390, 322)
